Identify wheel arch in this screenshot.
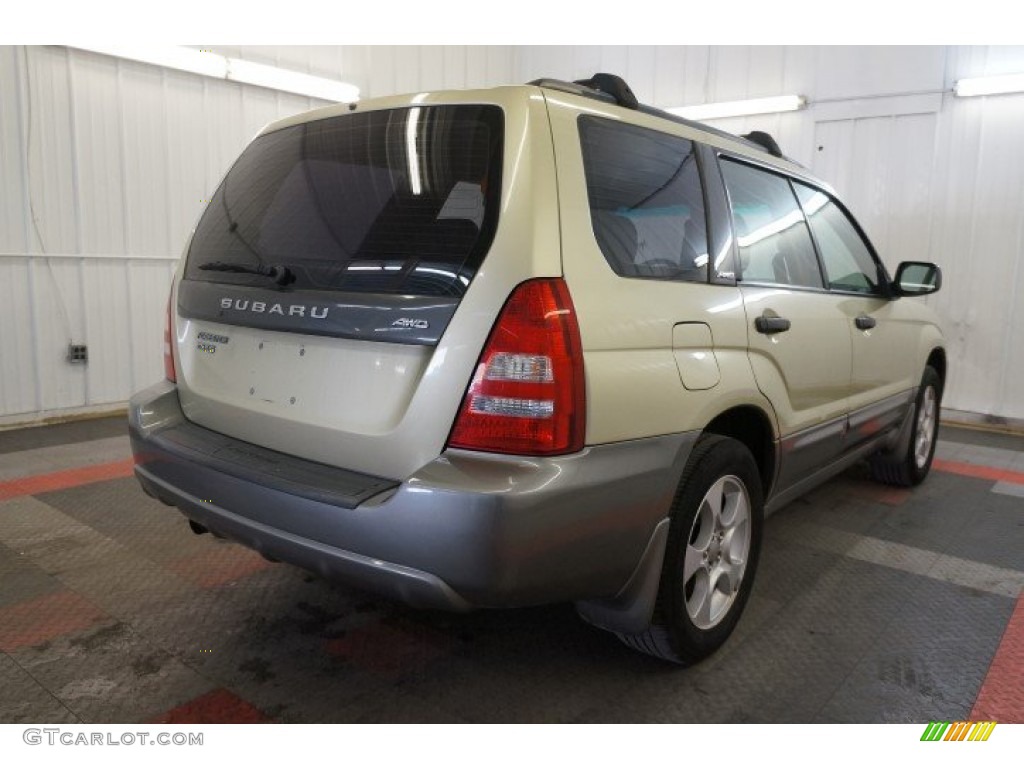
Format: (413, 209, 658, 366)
(927, 347, 947, 395)
(702, 404, 777, 498)
(576, 405, 776, 641)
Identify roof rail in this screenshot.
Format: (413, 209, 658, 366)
(530, 73, 793, 164)
(527, 78, 616, 104)
(527, 74, 639, 110)
(572, 73, 639, 110)
(741, 131, 784, 158)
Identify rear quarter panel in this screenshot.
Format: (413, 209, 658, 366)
(544, 93, 778, 445)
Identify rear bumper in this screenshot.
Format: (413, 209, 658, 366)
(129, 381, 697, 613)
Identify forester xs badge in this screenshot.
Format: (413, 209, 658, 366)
(197, 331, 229, 345)
(196, 331, 228, 355)
(220, 297, 329, 319)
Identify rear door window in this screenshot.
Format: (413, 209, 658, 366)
(579, 116, 710, 282)
(185, 105, 503, 298)
(719, 159, 824, 290)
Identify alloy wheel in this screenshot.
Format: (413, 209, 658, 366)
(914, 385, 938, 469)
(683, 475, 752, 630)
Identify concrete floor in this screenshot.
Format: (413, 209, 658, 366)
(1, 416, 1021, 723)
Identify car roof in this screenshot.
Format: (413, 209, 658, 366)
(254, 75, 833, 196)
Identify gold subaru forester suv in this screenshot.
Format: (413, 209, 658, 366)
(129, 73, 945, 664)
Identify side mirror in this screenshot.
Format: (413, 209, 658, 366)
(893, 261, 942, 297)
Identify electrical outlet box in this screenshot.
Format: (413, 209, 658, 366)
(67, 344, 88, 364)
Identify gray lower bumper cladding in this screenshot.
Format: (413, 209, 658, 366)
(128, 381, 697, 626)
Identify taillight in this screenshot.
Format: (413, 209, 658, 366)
(164, 292, 176, 382)
(448, 278, 585, 456)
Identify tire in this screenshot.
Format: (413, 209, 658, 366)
(618, 435, 764, 664)
(870, 365, 942, 487)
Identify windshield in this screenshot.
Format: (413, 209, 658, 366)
(185, 105, 504, 297)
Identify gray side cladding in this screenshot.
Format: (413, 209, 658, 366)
(177, 279, 461, 346)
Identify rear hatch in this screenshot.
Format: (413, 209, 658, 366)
(173, 93, 560, 480)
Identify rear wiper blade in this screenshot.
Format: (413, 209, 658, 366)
(198, 261, 295, 286)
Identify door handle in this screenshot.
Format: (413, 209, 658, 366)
(754, 314, 791, 334)
(855, 314, 877, 330)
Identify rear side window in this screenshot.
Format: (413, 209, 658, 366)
(793, 183, 881, 294)
(579, 117, 709, 282)
(185, 105, 503, 297)
(720, 159, 823, 290)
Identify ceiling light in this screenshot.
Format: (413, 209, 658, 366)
(668, 94, 806, 121)
(74, 44, 227, 78)
(954, 73, 1024, 98)
(70, 45, 359, 103)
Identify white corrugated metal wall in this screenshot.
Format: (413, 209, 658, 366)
(1, 45, 1023, 425)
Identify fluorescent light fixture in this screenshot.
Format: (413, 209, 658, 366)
(226, 58, 359, 103)
(954, 73, 1024, 98)
(74, 44, 227, 78)
(70, 45, 359, 103)
(668, 94, 806, 121)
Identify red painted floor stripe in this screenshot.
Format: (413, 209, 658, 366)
(849, 483, 911, 506)
(149, 688, 273, 724)
(0, 459, 135, 501)
(933, 458, 1024, 486)
(0, 591, 109, 652)
(971, 593, 1024, 723)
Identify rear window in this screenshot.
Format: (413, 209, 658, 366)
(185, 105, 503, 297)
